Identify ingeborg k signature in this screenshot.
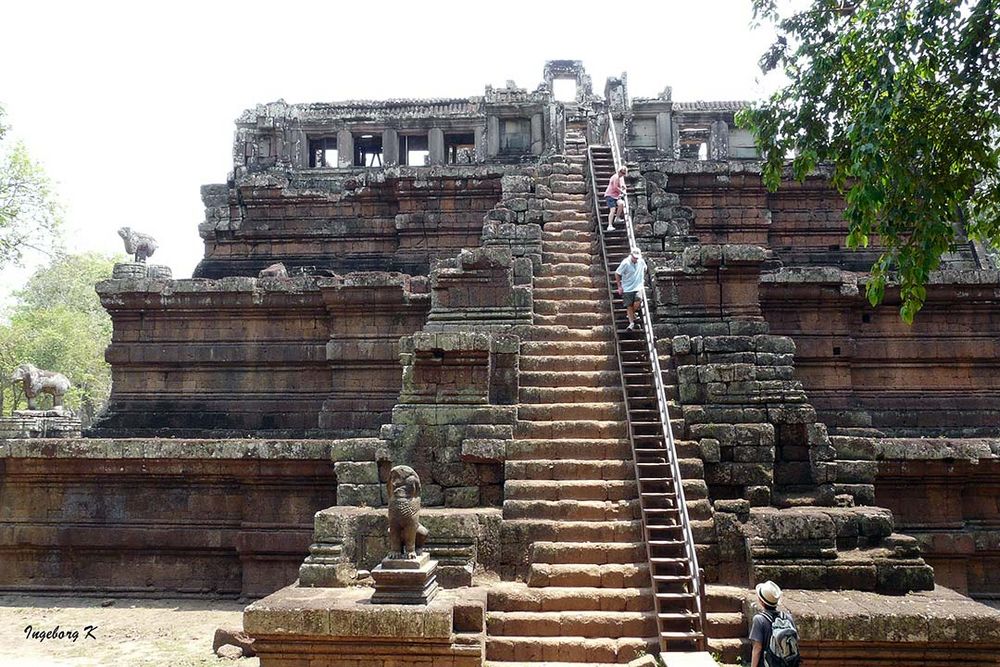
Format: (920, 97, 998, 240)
(24, 625, 97, 642)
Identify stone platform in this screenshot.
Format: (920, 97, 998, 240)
(370, 552, 440, 605)
(0, 437, 356, 596)
(302, 506, 502, 589)
(747, 586, 1000, 666)
(244, 584, 485, 667)
(875, 437, 1000, 597)
(0, 411, 80, 439)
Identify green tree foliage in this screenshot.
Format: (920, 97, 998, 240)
(0, 106, 62, 266)
(0, 252, 119, 424)
(737, 0, 1000, 322)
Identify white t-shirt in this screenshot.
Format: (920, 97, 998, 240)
(616, 256, 647, 293)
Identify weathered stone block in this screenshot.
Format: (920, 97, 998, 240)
(444, 486, 480, 508)
(338, 484, 382, 507)
(334, 461, 379, 484)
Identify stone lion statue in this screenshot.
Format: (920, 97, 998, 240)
(118, 226, 159, 263)
(10, 363, 71, 410)
(387, 465, 428, 559)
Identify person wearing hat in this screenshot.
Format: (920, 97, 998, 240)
(614, 247, 647, 331)
(604, 166, 627, 231)
(749, 580, 799, 667)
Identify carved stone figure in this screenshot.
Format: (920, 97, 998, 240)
(259, 262, 288, 278)
(118, 226, 159, 263)
(387, 465, 428, 559)
(10, 363, 71, 410)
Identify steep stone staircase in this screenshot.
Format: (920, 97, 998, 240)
(589, 141, 748, 663)
(487, 134, 659, 665)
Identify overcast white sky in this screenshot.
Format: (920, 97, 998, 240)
(0, 0, 778, 296)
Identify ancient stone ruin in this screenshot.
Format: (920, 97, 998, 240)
(4, 61, 1000, 665)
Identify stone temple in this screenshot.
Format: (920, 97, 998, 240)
(3, 61, 1000, 665)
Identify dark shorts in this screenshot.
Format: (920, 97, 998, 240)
(606, 196, 620, 209)
(623, 291, 640, 307)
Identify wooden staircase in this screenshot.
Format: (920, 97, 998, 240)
(587, 135, 707, 654)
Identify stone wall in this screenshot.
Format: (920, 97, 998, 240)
(0, 439, 372, 597)
(245, 586, 486, 667)
(768, 587, 1000, 666)
(875, 438, 1000, 598)
(634, 160, 934, 592)
(196, 169, 504, 278)
(762, 268, 1000, 437)
(319, 273, 432, 434)
(91, 275, 429, 438)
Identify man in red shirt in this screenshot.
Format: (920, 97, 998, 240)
(604, 166, 627, 231)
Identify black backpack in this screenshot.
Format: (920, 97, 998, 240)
(759, 609, 800, 667)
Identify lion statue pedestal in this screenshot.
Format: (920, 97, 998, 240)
(370, 551, 440, 605)
(0, 409, 81, 439)
(370, 464, 440, 605)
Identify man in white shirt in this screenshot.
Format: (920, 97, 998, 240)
(614, 247, 647, 331)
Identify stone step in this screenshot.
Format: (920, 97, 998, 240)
(519, 387, 620, 405)
(504, 499, 640, 522)
(485, 662, 621, 667)
(487, 582, 655, 613)
(515, 419, 626, 439)
(541, 252, 595, 265)
(522, 340, 616, 356)
(683, 479, 709, 501)
(538, 241, 597, 254)
(504, 479, 638, 502)
(546, 190, 589, 201)
(534, 275, 603, 289)
(514, 325, 614, 343)
(537, 264, 603, 279)
(536, 264, 604, 280)
(548, 179, 588, 192)
(506, 437, 632, 461)
(501, 518, 643, 543)
(687, 519, 718, 543)
(486, 635, 657, 664)
(706, 611, 746, 638)
(520, 355, 618, 372)
(542, 229, 595, 242)
(528, 562, 650, 588)
(520, 370, 621, 387)
(679, 458, 705, 478)
(530, 541, 646, 565)
(505, 458, 634, 481)
(638, 458, 706, 479)
(706, 637, 750, 664)
(518, 403, 624, 422)
(704, 585, 746, 613)
(532, 286, 607, 300)
(534, 313, 611, 327)
(684, 499, 715, 521)
(543, 216, 591, 228)
(487, 610, 657, 639)
(535, 299, 612, 315)
(542, 200, 590, 211)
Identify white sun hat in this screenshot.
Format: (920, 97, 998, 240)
(756, 580, 782, 607)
